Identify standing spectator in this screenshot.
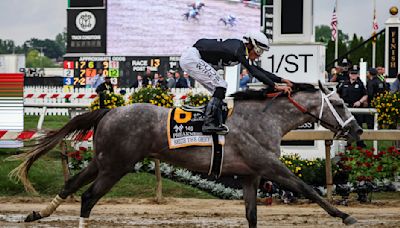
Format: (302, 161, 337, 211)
(239, 68, 250, 90)
(157, 74, 168, 90)
(143, 67, 153, 85)
(91, 69, 104, 89)
(328, 67, 338, 82)
(337, 66, 368, 148)
(391, 73, 400, 92)
(183, 72, 195, 88)
(366, 68, 388, 129)
(331, 59, 351, 93)
(131, 74, 148, 88)
(96, 76, 114, 109)
(166, 70, 176, 88)
(175, 71, 188, 88)
(367, 67, 389, 102)
(152, 73, 160, 88)
(376, 66, 390, 89)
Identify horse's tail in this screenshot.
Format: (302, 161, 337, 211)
(7, 109, 110, 193)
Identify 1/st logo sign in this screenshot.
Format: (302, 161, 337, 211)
(260, 44, 325, 83)
(266, 54, 313, 73)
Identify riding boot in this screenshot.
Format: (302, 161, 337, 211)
(202, 87, 228, 135)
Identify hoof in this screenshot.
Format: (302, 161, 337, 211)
(25, 211, 42, 222)
(343, 215, 357, 225)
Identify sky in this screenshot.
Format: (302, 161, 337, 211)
(0, 0, 399, 45)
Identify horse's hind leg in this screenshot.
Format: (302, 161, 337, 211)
(25, 161, 98, 222)
(262, 157, 357, 225)
(242, 175, 261, 228)
(79, 170, 127, 228)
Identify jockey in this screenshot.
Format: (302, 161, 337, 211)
(227, 15, 236, 22)
(180, 31, 293, 135)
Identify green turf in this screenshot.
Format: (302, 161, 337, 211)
(24, 115, 70, 130)
(0, 154, 215, 198)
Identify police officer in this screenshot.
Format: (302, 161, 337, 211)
(367, 68, 388, 101)
(366, 68, 389, 129)
(337, 66, 368, 147)
(331, 58, 351, 92)
(96, 76, 114, 109)
(180, 31, 293, 134)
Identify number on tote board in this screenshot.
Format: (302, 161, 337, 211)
(74, 77, 86, 85)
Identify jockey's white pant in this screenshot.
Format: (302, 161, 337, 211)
(180, 47, 228, 94)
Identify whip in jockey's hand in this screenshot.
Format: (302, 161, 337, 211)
(180, 31, 293, 135)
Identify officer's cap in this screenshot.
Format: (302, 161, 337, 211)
(349, 65, 359, 74)
(368, 68, 377, 76)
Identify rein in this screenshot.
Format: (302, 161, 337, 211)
(263, 90, 354, 137)
(287, 94, 338, 130)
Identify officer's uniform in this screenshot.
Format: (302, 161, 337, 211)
(335, 72, 349, 95)
(337, 78, 367, 147)
(367, 77, 389, 105)
(338, 79, 366, 107)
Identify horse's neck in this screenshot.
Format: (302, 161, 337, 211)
(234, 93, 318, 137)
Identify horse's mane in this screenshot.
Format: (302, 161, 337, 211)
(231, 83, 318, 100)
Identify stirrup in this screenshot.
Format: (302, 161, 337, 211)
(216, 124, 229, 135)
(202, 124, 229, 135)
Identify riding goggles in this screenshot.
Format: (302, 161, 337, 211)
(252, 40, 270, 56)
(253, 45, 264, 56)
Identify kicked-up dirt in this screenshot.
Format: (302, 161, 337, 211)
(0, 197, 399, 227)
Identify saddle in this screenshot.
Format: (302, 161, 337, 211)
(181, 98, 234, 118)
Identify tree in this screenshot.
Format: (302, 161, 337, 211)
(24, 38, 64, 59)
(25, 49, 58, 68)
(348, 34, 363, 65)
(316, 25, 351, 69)
(315, 25, 331, 44)
(316, 25, 350, 45)
(376, 33, 385, 67)
(0, 39, 16, 54)
(55, 28, 67, 55)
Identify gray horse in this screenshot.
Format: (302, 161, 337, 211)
(10, 82, 362, 227)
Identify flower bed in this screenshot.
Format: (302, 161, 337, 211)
(337, 146, 400, 183)
(90, 93, 126, 111)
(371, 91, 400, 129)
(128, 86, 174, 108)
(180, 91, 210, 107)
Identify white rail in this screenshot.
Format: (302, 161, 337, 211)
(23, 86, 209, 116)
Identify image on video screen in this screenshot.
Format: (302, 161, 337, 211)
(107, 0, 261, 56)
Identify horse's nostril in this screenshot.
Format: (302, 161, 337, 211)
(357, 129, 363, 135)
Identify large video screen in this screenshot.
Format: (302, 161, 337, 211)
(107, 0, 261, 56)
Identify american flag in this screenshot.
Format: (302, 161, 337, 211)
(373, 9, 378, 31)
(372, 7, 378, 43)
(331, 3, 338, 41)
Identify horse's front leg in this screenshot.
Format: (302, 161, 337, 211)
(261, 154, 357, 225)
(241, 175, 261, 228)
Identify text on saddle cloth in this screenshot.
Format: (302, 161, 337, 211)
(167, 107, 227, 149)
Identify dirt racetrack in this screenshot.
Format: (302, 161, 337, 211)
(0, 197, 399, 227)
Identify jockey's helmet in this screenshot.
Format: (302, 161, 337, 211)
(243, 31, 270, 56)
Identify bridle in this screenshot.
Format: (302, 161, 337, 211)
(287, 90, 355, 139)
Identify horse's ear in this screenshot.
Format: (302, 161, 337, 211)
(318, 80, 330, 94)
